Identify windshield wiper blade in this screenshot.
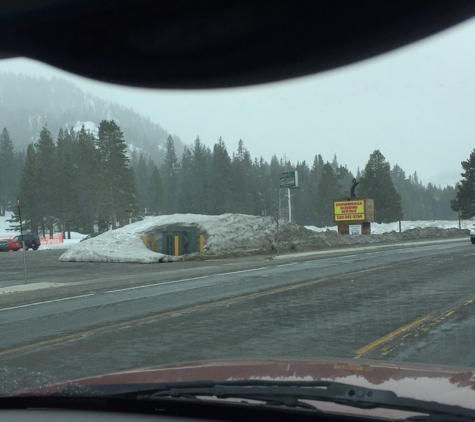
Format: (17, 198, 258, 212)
(53, 380, 475, 420)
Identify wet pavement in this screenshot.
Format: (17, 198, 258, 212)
(0, 240, 474, 393)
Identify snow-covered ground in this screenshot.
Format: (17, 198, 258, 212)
(305, 220, 475, 234)
(0, 212, 471, 263)
(0, 213, 83, 249)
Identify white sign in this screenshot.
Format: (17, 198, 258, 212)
(349, 225, 362, 235)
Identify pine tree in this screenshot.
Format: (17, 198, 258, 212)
(75, 125, 103, 233)
(252, 156, 271, 217)
(55, 128, 78, 238)
(161, 135, 179, 214)
(10, 144, 41, 233)
(451, 149, 475, 218)
(190, 137, 210, 214)
(269, 155, 284, 217)
(292, 161, 311, 225)
(315, 162, 340, 226)
(177, 147, 193, 213)
(231, 139, 254, 214)
(0, 128, 17, 211)
(147, 165, 163, 215)
(359, 150, 403, 223)
(309, 154, 324, 223)
(95, 120, 137, 229)
(209, 137, 232, 214)
(133, 152, 150, 213)
(35, 126, 57, 236)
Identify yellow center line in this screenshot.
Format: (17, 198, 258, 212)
(0, 264, 394, 357)
(355, 292, 475, 359)
(354, 311, 436, 357)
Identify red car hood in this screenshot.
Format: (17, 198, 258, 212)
(18, 357, 475, 418)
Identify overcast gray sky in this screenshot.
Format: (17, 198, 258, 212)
(2, 17, 475, 187)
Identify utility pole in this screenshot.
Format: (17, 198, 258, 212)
(17, 198, 28, 284)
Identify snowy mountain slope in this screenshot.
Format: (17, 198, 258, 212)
(0, 73, 184, 163)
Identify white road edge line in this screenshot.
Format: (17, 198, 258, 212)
(0, 293, 95, 312)
(106, 267, 269, 293)
(105, 275, 213, 293)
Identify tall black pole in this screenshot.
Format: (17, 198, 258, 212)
(17, 198, 28, 284)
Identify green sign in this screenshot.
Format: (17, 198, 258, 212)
(279, 171, 299, 188)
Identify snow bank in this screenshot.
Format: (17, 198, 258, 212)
(59, 213, 279, 263)
(305, 220, 475, 234)
(40, 232, 82, 249)
(58, 213, 470, 264)
(59, 230, 169, 263)
(0, 212, 470, 264)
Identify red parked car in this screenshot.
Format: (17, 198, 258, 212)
(6, 237, 22, 251)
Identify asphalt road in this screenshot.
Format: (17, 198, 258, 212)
(0, 239, 474, 393)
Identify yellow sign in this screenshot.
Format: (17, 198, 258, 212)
(333, 200, 365, 221)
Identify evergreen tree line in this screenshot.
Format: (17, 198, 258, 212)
(450, 149, 475, 219)
(7, 121, 136, 236)
(133, 139, 457, 227)
(2, 124, 457, 235)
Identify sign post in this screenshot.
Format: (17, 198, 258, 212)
(17, 198, 28, 284)
(287, 188, 291, 222)
(279, 171, 299, 222)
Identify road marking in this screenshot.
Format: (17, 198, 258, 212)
(215, 267, 267, 276)
(355, 293, 475, 359)
(354, 311, 436, 357)
(0, 294, 95, 312)
(106, 268, 268, 293)
(0, 265, 393, 357)
(105, 275, 212, 293)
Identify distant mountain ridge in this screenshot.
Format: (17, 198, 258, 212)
(0, 73, 184, 163)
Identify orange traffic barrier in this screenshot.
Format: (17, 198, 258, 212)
(40, 233, 64, 245)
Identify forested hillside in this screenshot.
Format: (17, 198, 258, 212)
(0, 73, 184, 164)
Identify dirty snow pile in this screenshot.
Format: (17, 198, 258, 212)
(58, 213, 470, 264)
(59, 214, 281, 263)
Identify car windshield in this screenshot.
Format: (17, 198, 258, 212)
(1, 11, 475, 416)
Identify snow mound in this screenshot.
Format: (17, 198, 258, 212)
(59, 231, 168, 263)
(59, 213, 282, 263)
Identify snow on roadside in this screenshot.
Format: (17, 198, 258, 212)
(59, 228, 169, 263)
(1, 212, 471, 263)
(40, 234, 82, 250)
(305, 219, 475, 234)
(59, 214, 279, 263)
(59, 213, 470, 264)
(0, 212, 82, 250)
